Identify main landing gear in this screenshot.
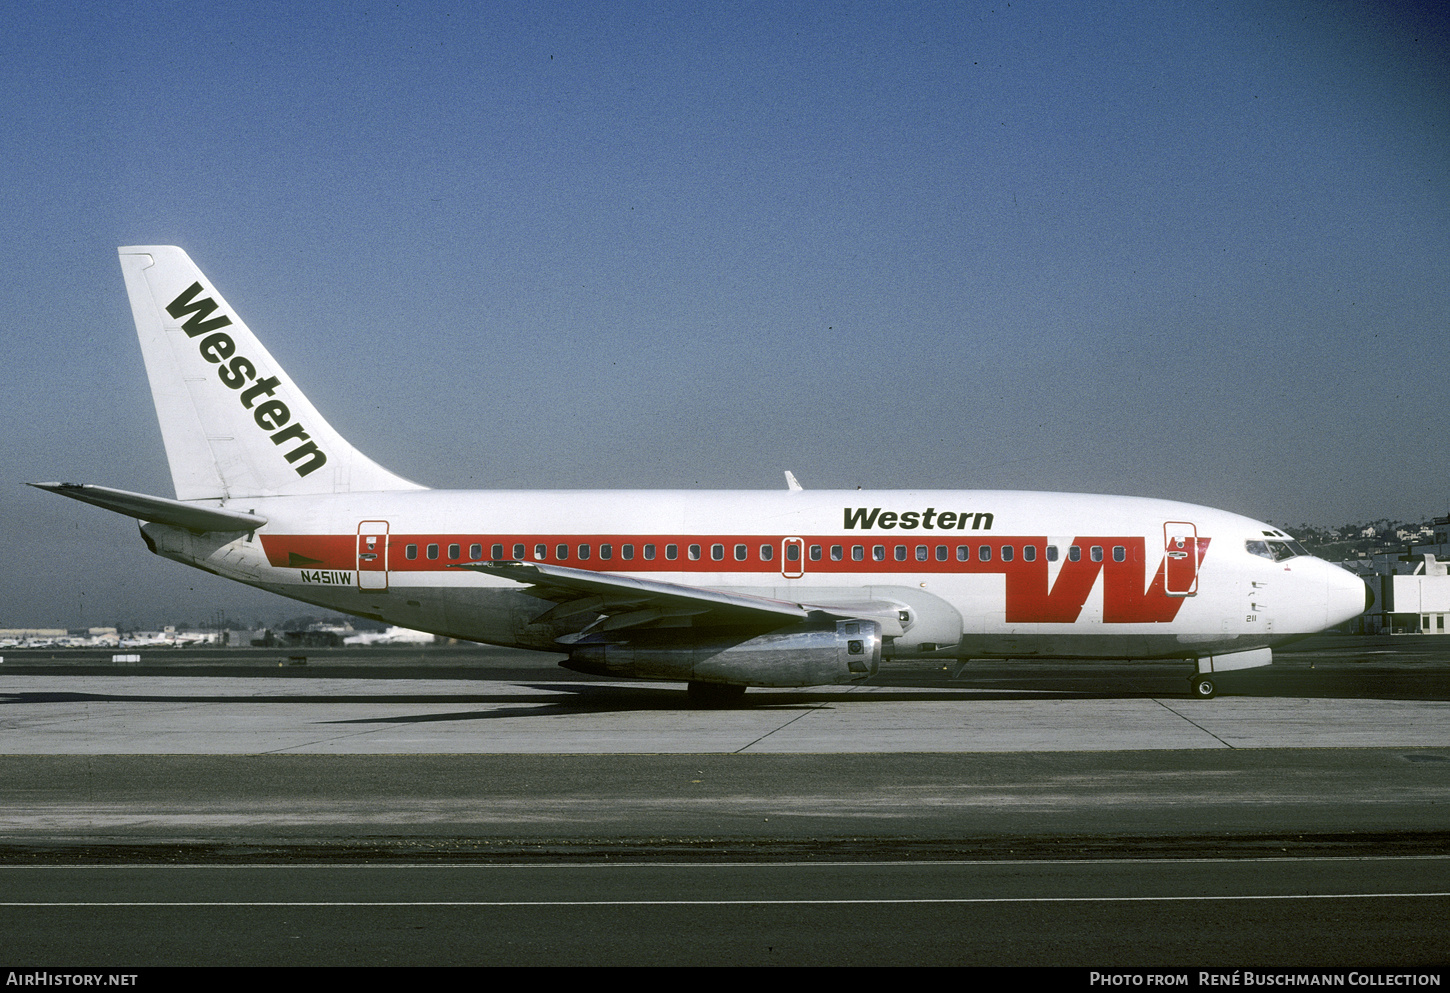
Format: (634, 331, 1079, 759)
(1189, 674, 1217, 699)
(687, 681, 748, 709)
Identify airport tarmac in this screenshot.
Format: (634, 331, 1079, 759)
(3, 635, 1449, 849)
(2, 635, 1448, 965)
(4, 672, 1450, 754)
(4, 635, 1450, 756)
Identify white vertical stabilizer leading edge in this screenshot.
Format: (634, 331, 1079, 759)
(118, 246, 425, 501)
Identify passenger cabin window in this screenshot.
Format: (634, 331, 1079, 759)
(810, 545, 822, 561)
(1046, 545, 1058, 562)
(1090, 546, 1103, 562)
(1001, 545, 1013, 562)
(448, 544, 460, 559)
(735, 544, 747, 561)
(622, 544, 634, 560)
(513, 543, 526, 559)
(759, 544, 773, 561)
(427, 544, 439, 560)
(978, 545, 991, 562)
(644, 544, 656, 560)
(873, 545, 885, 561)
(936, 545, 947, 561)
(556, 544, 569, 560)
(852, 545, 864, 561)
(666, 544, 678, 560)
(915, 545, 927, 561)
(535, 544, 547, 560)
(1113, 546, 1126, 562)
(688, 544, 701, 560)
(957, 545, 969, 561)
(711, 544, 723, 561)
(492, 543, 504, 560)
(894, 545, 907, 561)
(831, 545, 843, 561)
(470, 543, 482, 560)
(600, 544, 612, 560)
(578, 544, 590, 560)
(1068, 546, 1081, 562)
(786, 544, 800, 561)
(405, 544, 417, 560)
(1023, 545, 1037, 562)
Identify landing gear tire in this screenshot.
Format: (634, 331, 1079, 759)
(1190, 675, 1216, 699)
(687, 681, 748, 709)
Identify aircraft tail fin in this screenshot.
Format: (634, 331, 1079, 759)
(118, 246, 425, 500)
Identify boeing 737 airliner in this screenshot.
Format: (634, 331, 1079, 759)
(34, 247, 1371, 704)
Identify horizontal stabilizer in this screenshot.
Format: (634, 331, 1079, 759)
(30, 482, 267, 533)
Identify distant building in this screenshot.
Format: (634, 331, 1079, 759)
(1336, 544, 1450, 635)
(0, 628, 68, 638)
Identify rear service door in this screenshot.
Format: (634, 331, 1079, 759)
(358, 521, 390, 591)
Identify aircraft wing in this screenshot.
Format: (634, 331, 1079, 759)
(453, 560, 813, 635)
(30, 482, 268, 533)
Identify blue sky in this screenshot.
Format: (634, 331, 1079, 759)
(3, 1, 1447, 628)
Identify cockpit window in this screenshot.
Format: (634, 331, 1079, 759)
(1246, 539, 1309, 561)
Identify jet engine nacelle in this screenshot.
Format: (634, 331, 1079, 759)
(563, 619, 882, 687)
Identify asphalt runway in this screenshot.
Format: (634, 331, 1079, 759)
(2, 858, 1447, 966)
(1, 634, 1448, 966)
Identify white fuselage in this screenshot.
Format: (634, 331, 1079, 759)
(141, 487, 1369, 662)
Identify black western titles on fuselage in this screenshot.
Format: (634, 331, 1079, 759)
(844, 508, 994, 530)
(165, 283, 328, 477)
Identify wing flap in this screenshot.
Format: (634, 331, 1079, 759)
(453, 560, 811, 633)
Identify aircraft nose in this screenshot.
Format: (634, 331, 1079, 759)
(1325, 562, 1372, 628)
